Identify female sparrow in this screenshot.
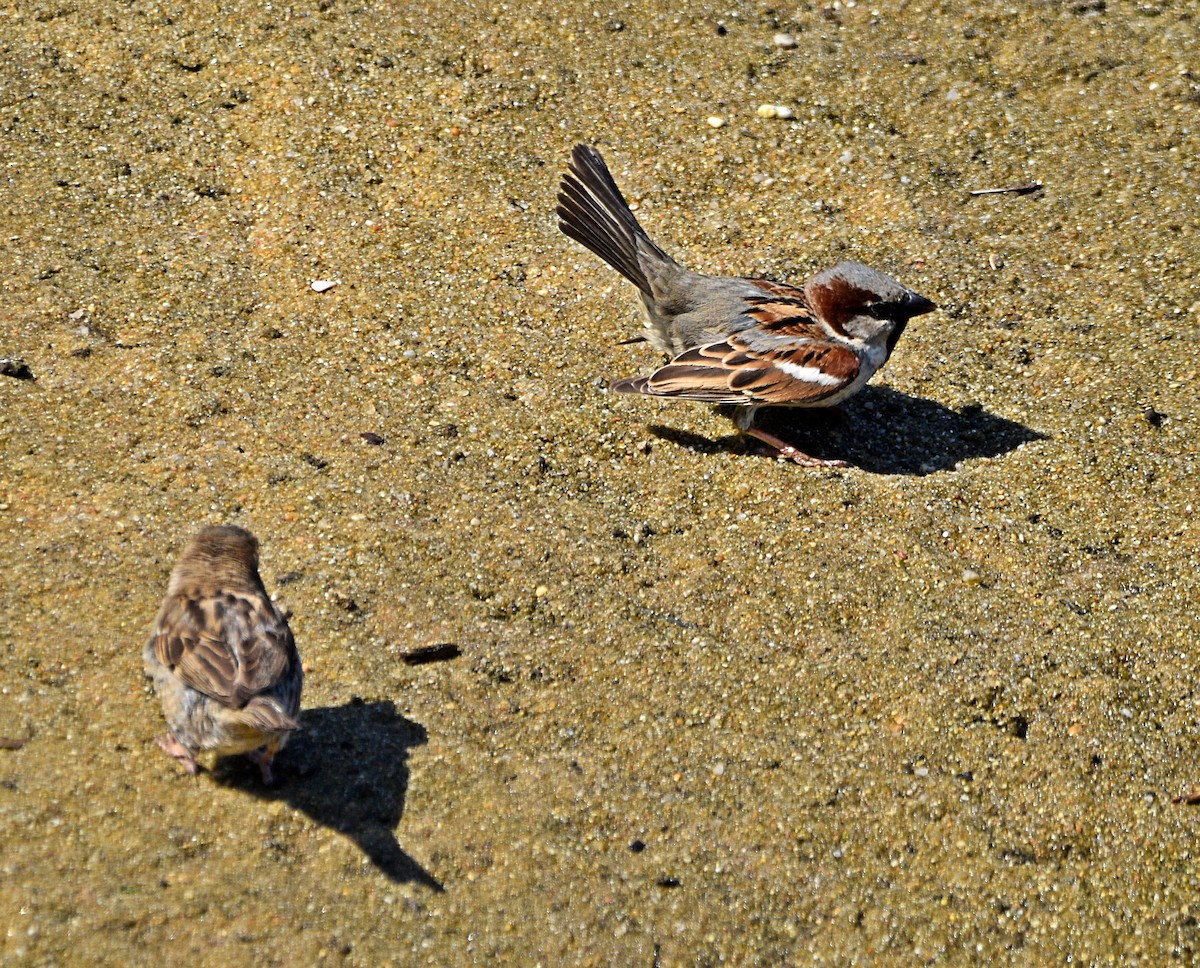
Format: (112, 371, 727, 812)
(144, 525, 302, 784)
(557, 143, 937, 466)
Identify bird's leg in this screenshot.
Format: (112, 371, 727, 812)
(726, 404, 848, 467)
(742, 425, 849, 468)
(246, 745, 277, 785)
(154, 733, 200, 775)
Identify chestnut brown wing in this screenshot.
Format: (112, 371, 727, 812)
(614, 335, 861, 406)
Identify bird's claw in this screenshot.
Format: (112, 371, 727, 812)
(155, 734, 200, 775)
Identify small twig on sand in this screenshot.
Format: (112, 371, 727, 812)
(969, 182, 1043, 197)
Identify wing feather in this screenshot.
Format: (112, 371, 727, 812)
(152, 592, 294, 709)
(614, 335, 861, 407)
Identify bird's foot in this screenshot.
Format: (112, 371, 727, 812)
(155, 734, 200, 775)
(246, 747, 277, 785)
(745, 427, 848, 468)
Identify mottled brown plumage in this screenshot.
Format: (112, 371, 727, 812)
(143, 525, 302, 783)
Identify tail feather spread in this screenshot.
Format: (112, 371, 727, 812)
(557, 144, 669, 296)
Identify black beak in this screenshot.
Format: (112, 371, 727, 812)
(904, 291, 937, 318)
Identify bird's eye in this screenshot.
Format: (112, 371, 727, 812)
(862, 302, 887, 320)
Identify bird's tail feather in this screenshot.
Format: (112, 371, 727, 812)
(232, 697, 300, 738)
(557, 144, 671, 296)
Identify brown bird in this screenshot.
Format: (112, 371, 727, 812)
(557, 143, 937, 465)
(143, 525, 302, 783)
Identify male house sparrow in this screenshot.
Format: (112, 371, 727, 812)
(557, 143, 937, 465)
(144, 525, 302, 783)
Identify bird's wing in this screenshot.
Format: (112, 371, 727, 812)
(152, 592, 294, 708)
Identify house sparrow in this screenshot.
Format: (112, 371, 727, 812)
(557, 143, 937, 465)
(143, 525, 302, 784)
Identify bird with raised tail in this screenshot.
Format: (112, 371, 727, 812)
(557, 143, 937, 466)
(143, 525, 302, 784)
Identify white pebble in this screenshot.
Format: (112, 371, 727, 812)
(310, 279, 338, 292)
(774, 32, 797, 48)
(756, 104, 794, 120)
(706, 115, 726, 128)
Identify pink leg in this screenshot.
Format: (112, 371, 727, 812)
(744, 426, 848, 468)
(155, 733, 200, 775)
(246, 746, 277, 785)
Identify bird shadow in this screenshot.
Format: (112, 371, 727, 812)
(210, 698, 442, 890)
(647, 386, 1045, 475)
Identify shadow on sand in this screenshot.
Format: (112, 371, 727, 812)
(212, 698, 442, 889)
(648, 386, 1045, 475)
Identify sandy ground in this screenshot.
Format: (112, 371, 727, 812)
(1, 0, 1198, 963)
